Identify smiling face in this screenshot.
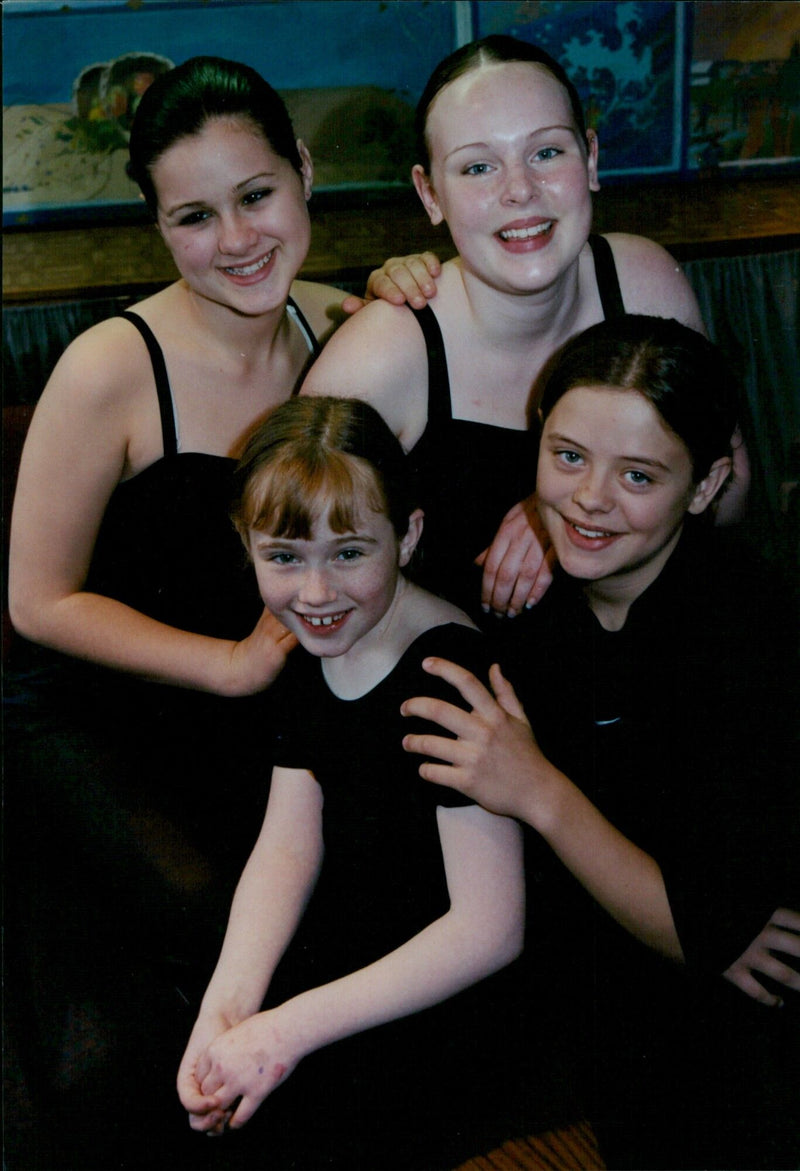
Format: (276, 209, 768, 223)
(249, 504, 419, 659)
(537, 385, 724, 617)
(153, 116, 312, 316)
(413, 61, 598, 295)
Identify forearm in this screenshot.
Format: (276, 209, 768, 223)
(11, 588, 251, 695)
(529, 763, 684, 961)
(199, 780, 324, 1023)
(277, 901, 521, 1062)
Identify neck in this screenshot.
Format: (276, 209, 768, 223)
(457, 254, 584, 349)
(182, 280, 292, 360)
(321, 576, 412, 699)
(583, 525, 684, 631)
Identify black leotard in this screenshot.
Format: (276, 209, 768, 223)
(405, 234, 624, 617)
(86, 302, 319, 637)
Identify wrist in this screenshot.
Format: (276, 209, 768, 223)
(521, 759, 573, 839)
(206, 639, 248, 698)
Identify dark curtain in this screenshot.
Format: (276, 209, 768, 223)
(683, 248, 800, 520)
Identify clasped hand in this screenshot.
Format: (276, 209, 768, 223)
(178, 1009, 300, 1134)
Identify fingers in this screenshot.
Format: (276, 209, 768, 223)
(189, 1106, 232, 1134)
(177, 1073, 219, 1116)
(525, 545, 557, 608)
(771, 907, 800, 933)
(751, 951, 800, 993)
(417, 655, 497, 712)
(724, 963, 785, 1007)
(479, 526, 539, 617)
(228, 1095, 262, 1130)
(488, 664, 528, 721)
(402, 729, 464, 767)
(366, 254, 441, 308)
(340, 293, 366, 315)
(401, 693, 479, 742)
(261, 609, 297, 643)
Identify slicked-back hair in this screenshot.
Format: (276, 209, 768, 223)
(128, 55, 302, 215)
(415, 34, 589, 173)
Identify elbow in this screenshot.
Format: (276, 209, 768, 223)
(8, 584, 59, 648)
(8, 591, 39, 642)
(480, 905, 526, 975)
(501, 917, 526, 967)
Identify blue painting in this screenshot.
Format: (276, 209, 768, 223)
(2, 0, 454, 224)
(474, 1, 685, 177)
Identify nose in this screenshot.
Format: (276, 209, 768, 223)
(572, 470, 614, 514)
(217, 209, 257, 256)
(296, 567, 338, 607)
(501, 161, 537, 206)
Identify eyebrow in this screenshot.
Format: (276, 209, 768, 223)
(546, 433, 672, 472)
(162, 171, 277, 218)
(444, 124, 578, 162)
(253, 533, 380, 549)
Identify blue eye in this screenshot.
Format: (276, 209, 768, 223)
(463, 162, 493, 176)
(534, 146, 561, 162)
(242, 188, 273, 205)
(178, 209, 211, 226)
(268, 552, 299, 565)
(335, 548, 364, 562)
(624, 470, 653, 486)
(557, 449, 583, 466)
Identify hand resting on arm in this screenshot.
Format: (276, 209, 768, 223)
(402, 658, 800, 1005)
(179, 765, 524, 1132)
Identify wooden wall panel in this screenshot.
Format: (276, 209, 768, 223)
(3, 177, 798, 303)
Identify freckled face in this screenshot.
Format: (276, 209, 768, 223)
(536, 386, 703, 606)
(249, 507, 412, 659)
(416, 62, 599, 295)
(153, 116, 312, 316)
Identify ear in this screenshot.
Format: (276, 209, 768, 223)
(399, 508, 424, 567)
(297, 139, 314, 201)
(586, 129, 601, 193)
(412, 164, 444, 226)
(687, 456, 732, 516)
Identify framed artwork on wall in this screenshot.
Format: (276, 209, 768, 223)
(473, 0, 799, 179)
(4, 0, 798, 228)
(688, 0, 800, 171)
(472, 0, 687, 179)
(2, 0, 455, 227)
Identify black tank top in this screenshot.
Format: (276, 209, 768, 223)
(85, 301, 318, 640)
(405, 234, 624, 616)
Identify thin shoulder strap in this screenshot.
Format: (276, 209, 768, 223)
(410, 304, 452, 426)
(286, 295, 321, 357)
(118, 310, 178, 457)
(588, 233, 625, 320)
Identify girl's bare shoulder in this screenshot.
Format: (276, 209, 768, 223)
(604, 233, 704, 328)
(300, 297, 430, 445)
(40, 311, 160, 412)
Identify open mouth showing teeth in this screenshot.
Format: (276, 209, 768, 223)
(302, 612, 347, 628)
(499, 222, 552, 241)
(572, 522, 615, 539)
(224, 250, 274, 276)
